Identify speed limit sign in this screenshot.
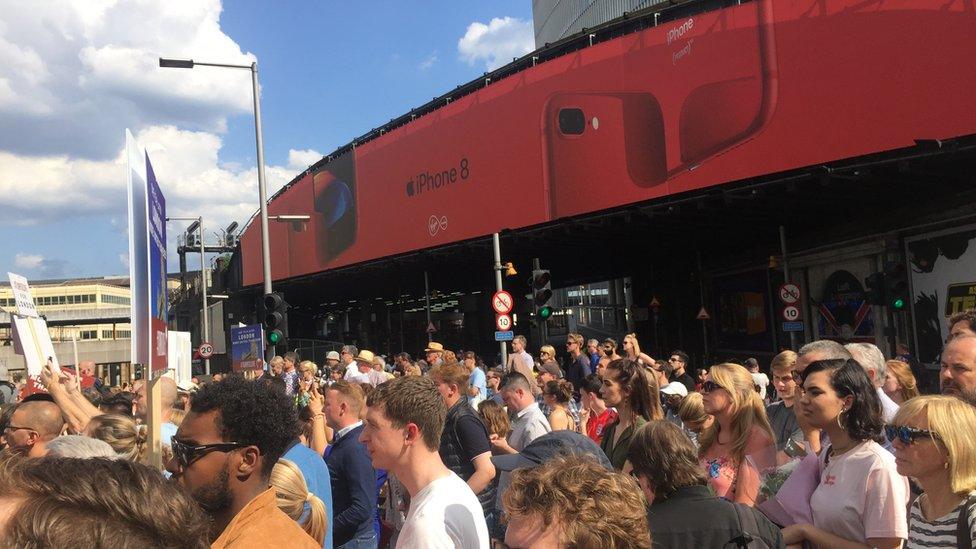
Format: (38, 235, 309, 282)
(495, 314, 512, 331)
(782, 306, 800, 322)
(199, 342, 215, 359)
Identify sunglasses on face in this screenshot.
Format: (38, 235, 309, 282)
(171, 439, 246, 468)
(885, 425, 942, 445)
(700, 381, 722, 393)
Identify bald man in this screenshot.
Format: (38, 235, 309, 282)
(134, 377, 179, 445)
(941, 335, 976, 401)
(4, 401, 65, 457)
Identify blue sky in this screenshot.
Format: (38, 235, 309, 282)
(0, 1, 533, 280)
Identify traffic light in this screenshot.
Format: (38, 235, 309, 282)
(262, 292, 289, 350)
(864, 272, 886, 306)
(884, 262, 909, 311)
(532, 269, 553, 320)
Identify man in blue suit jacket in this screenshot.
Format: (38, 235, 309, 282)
(324, 381, 377, 548)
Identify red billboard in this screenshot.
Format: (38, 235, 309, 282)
(241, 0, 976, 287)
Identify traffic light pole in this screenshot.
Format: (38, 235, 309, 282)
(780, 226, 798, 351)
(168, 216, 210, 375)
(533, 258, 548, 343)
(492, 233, 508, 368)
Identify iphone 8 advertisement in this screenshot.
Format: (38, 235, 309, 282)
(240, 0, 976, 286)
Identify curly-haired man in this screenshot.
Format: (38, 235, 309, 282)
(166, 375, 318, 548)
(502, 454, 651, 548)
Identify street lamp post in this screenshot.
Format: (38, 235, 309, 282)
(168, 216, 210, 374)
(159, 57, 273, 296)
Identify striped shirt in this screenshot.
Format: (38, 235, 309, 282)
(906, 494, 976, 549)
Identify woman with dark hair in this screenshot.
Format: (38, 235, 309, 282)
(628, 421, 783, 547)
(782, 359, 909, 549)
(599, 358, 663, 470)
(542, 379, 576, 432)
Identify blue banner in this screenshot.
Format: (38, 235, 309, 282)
(231, 324, 265, 372)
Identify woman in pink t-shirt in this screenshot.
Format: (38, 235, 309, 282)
(782, 358, 908, 549)
(699, 362, 775, 506)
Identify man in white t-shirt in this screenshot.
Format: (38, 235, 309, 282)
(359, 375, 489, 549)
(745, 358, 770, 401)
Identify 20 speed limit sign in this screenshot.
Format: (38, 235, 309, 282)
(782, 306, 801, 322)
(199, 342, 215, 359)
(496, 314, 512, 331)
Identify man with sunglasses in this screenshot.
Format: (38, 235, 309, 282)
(3, 400, 63, 457)
(166, 375, 318, 548)
(668, 350, 696, 394)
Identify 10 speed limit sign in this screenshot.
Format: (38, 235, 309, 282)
(782, 306, 801, 322)
(496, 314, 512, 331)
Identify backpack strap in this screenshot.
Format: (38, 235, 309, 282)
(958, 494, 975, 549)
(729, 500, 759, 548)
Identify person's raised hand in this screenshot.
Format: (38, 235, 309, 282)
(307, 382, 324, 416)
(39, 359, 58, 389)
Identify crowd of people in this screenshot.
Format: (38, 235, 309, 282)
(1, 311, 976, 548)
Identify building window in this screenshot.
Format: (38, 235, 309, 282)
(80, 330, 97, 340)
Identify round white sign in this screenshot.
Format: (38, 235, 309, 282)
(779, 283, 801, 305)
(782, 305, 800, 322)
(199, 343, 215, 358)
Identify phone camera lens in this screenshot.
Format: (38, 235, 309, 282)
(558, 108, 585, 135)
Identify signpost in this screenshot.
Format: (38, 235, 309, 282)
(779, 283, 801, 305)
(782, 305, 801, 322)
(696, 306, 711, 320)
(492, 290, 514, 314)
(494, 331, 515, 342)
(198, 342, 215, 359)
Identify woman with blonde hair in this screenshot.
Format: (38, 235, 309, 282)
(84, 413, 148, 463)
(298, 360, 319, 393)
(677, 391, 713, 445)
(890, 395, 976, 548)
(883, 359, 920, 405)
(621, 333, 655, 366)
(271, 459, 328, 546)
(698, 362, 774, 506)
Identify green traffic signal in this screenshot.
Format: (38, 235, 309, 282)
(539, 306, 553, 320)
(268, 330, 281, 344)
(892, 298, 905, 310)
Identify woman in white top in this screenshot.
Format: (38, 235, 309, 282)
(891, 395, 976, 549)
(782, 358, 908, 549)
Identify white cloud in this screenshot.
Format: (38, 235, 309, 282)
(0, 0, 255, 160)
(0, 0, 314, 265)
(287, 148, 323, 171)
(12, 253, 71, 278)
(457, 17, 534, 71)
(119, 253, 129, 268)
(418, 51, 438, 70)
(14, 253, 44, 270)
